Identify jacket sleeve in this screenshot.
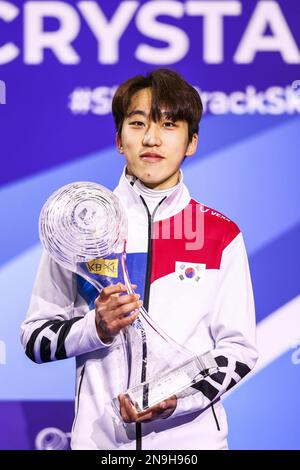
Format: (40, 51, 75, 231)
(20, 251, 111, 364)
(170, 231, 258, 419)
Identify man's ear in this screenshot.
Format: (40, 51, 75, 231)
(116, 133, 124, 154)
(185, 133, 198, 157)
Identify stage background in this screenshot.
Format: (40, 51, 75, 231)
(0, 0, 299, 449)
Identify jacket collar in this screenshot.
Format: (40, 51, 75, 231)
(114, 166, 191, 222)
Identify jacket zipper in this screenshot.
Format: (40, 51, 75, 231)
(211, 403, 221, 431)
(72, 365, 85, 433)
(135, 196, 166, 451)
(140, 196, 166, 311)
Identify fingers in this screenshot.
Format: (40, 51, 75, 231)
(96, 303, 140, 337)
(111, 292, 140, 307)
(98, 288, 142, 319)
(114, 297, 142, 319)
(135, 401, 168, 422)
(117, 308, 140, 329)
(118, 395, 137, 423)
(118, 395, 177, 423)
(152, 397, 177, 419)
(94, 282, 140, 341)
(98, 283, 137, 302)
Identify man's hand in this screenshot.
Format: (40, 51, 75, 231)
(118, 394, 177, 423)
(95, 283, 142, 343)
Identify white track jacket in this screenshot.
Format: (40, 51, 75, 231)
(21, 169, 258, 450)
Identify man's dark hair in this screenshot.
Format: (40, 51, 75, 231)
(112, 68, 203, 142)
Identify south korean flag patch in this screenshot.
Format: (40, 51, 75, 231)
(176, 262, 206, 282)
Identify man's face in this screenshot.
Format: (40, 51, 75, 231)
(116, 88, 198, 190)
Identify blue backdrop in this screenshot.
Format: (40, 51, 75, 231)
(0, 0, 299, 450)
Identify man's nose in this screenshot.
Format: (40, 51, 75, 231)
(142, 123, 162, 146)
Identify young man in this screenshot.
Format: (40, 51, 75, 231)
(21, 69, 258, 450)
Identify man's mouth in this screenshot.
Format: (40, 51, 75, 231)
(140, 153, 165, 163)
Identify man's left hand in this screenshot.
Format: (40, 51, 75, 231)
(118, 394, 177, 423)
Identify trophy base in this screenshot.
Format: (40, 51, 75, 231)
(123, 353, 218, 413)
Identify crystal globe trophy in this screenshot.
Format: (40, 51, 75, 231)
(39, 182, 218, 414)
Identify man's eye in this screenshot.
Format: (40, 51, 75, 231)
(129, 121, 145, 126)
(163, 121, 175, 128)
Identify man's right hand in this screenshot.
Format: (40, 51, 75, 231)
(94, 283, 142, 343)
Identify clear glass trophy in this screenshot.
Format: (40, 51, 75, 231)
(39, 182, 218, 414)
